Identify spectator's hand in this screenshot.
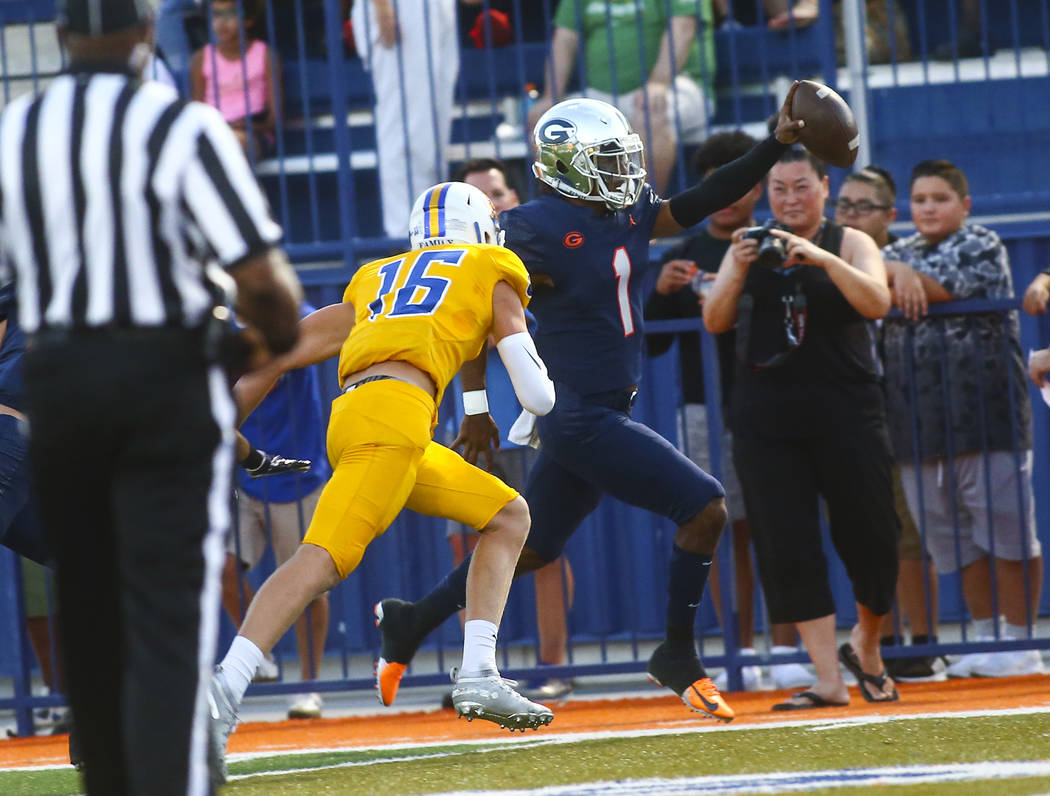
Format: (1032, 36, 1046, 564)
(452, 413, 501, 470)
(527, 94, 554, 141)
(769, 228, 831, 268)
(655, 259, 697, 295)
(635, 81, 669, 124)
(889, 260, 928, 320)
(773, 81, 805, 145)
(241, 448, 312, 478)
(375, 0, 399, 47)
(729, 226, 760, 267)
(768, 5, 819, 30)
(1029, 348, 1050, 387)
(1022, 274, 1050, 315)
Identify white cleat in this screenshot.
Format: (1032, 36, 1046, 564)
(207, 666, 240, 788)
(451, 669, 554, 732)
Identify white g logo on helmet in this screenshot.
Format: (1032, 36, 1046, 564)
(408, 182, 504, 250)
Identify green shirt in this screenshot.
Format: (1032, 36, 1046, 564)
(554, 0, 715, 96)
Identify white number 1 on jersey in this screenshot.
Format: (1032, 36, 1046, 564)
(612, 246, 634, 337)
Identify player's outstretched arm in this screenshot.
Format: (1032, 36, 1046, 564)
(492, 282, 555, 416)
(652, 82, 805, 239)
(233, 301, 356, 423)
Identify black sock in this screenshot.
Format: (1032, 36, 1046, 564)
(413, 555, 471, 636)
(880, 635, 902, 647)
(665, 545, 712, 644)
(911, 634, 937, 646)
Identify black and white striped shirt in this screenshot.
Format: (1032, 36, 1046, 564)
(0, 65, 281, 333)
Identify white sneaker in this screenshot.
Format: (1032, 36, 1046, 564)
(770, 646, 813, 690)
(972, 648, 1045, 678)
(946, 635, 995, 679)
(287, 692, 323, 719)
(714, 649, 764, 692)
(253, 653, 280, 683)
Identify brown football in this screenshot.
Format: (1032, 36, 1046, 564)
(790, 79, 860, 168)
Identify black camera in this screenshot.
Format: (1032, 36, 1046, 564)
(741, 220, 790, 269)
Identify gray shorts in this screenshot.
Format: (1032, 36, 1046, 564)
(677, 403, 745, 523)
(900, 450, 1041, 574)
(229, 486, 324, 570)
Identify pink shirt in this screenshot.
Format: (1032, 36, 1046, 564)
(200, 39, 270, 123)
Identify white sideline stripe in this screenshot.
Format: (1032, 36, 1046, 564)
(6, 704, 1050, 775)
(436, 761, 1050, 795)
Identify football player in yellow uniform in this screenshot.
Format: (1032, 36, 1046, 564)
(207, 182, 557, 785)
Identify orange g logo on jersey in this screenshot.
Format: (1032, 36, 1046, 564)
(563, 231, 584, 248)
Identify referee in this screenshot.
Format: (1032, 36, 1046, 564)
(0, 1, 302, 794)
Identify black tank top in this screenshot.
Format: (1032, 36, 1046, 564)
(731, 220, 885, 439)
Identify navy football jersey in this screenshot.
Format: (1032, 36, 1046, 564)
(500, 185, 663, 394)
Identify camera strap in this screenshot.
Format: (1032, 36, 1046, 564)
(736, 283, 808, 371)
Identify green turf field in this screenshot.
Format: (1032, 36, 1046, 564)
(3, 712, 1050, 795)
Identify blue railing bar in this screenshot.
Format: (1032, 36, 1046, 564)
(322, 0, 360, 268)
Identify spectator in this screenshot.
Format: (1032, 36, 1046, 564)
(223, 303, 332, 720)
(644, 132, 810, 693)
(881, 159, 1044, 678)
(190, 0, 281, 159)
(446, 158, 576, 702)
(704, 148, 901, 709)
(714, 0, 818, 30)
(1021, 266, 1050, 317)
(22, 559, 69, 735)
(527, 0, 717, 193)
(834, 166, 945, 683)
(834, 0, 913, 65)
(351, 0, 462, 241)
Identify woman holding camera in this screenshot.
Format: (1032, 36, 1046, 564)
(703, 149, 900, 710)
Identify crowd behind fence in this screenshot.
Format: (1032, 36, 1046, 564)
(1, 0, 1050, 735)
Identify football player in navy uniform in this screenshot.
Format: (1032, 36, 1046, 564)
(374, 86, 805, 722)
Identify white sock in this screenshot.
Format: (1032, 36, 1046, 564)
(771, 645, 799, 657)
(460, 619, 498, 676)
(221, 635, 264, 703)
(972, 617, 996, 638)
(1005, 622, 1031, 641)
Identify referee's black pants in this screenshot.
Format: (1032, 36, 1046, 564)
(24, 330, 234, 796)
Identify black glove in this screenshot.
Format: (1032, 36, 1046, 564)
(240, 448, 311, 478)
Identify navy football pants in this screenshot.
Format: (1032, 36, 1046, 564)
(523, 383, 724, 561)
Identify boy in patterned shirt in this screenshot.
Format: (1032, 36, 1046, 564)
(881, 159, 1043, 679)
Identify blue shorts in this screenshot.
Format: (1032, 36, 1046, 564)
(523, 383, 724, 561)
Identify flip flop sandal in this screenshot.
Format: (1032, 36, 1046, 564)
(772, 690, 849, 711)
(838, 642, 900, 703)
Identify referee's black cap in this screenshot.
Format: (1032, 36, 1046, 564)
(58, 0, 156, 36)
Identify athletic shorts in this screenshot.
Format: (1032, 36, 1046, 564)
(579, 74, 711, 143)
(445, 445, 538, 539)
(304, 379, 518, 578)
(900, 450, 1041, 574)
(229, 485, 324, 570)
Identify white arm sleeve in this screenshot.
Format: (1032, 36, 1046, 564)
(496, 332, 556, 416)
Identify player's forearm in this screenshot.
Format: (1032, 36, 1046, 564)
(546, 27, 579, 99)
(648, 17, 696, 85)
(459, 348, 488, 392)
(667, 135, 787, 229)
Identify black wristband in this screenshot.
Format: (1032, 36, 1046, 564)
(239, 448, 265, 470)
(668, 134, 788, 228)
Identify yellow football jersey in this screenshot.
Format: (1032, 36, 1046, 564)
(338, 243, 531, 405)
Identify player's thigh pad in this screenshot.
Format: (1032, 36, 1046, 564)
(304, 381, 434, 579)
(405, 442, 518, 530)
(540, 393, 724, 526)
(522, 451, 604, 562)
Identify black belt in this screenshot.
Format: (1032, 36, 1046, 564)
(583, 385, 639, 413)
(343, 374, 398, 393)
